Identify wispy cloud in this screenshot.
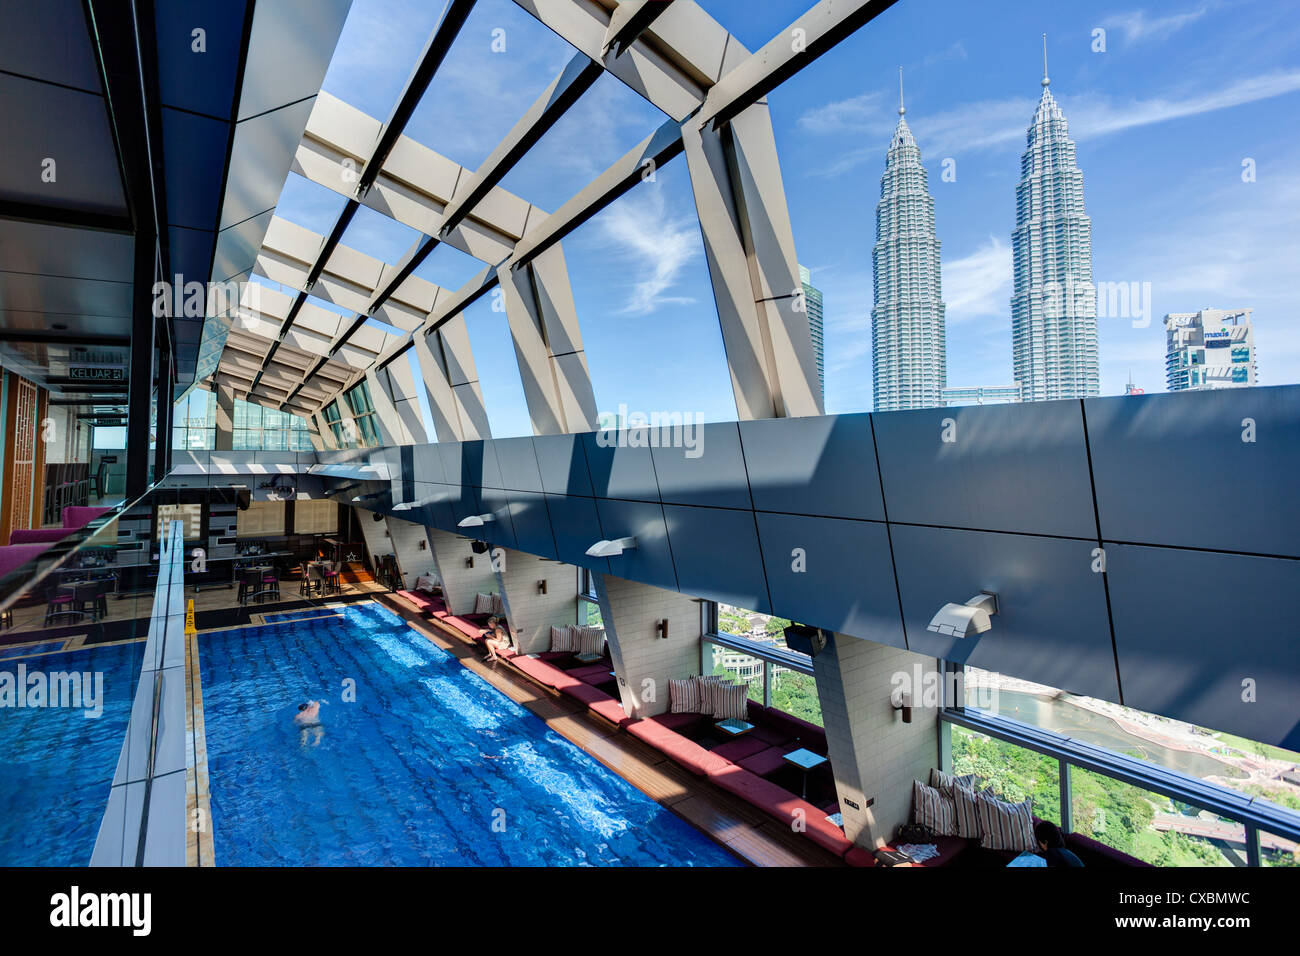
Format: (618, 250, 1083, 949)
(597, 187, 700, 315)
(1102, 4, 1211, 44)
(800, 69, 1300, 174)
(943, 237, 1012, 323)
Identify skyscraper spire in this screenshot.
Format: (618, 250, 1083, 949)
(872, 78, 946, 411)
(1011, 41, 1099, 402)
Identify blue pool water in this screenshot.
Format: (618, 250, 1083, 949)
(198, 602, 739, 866)
(260, 609, 343, 624)
(0, 642, 140, 865)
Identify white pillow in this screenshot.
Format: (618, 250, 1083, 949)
(549, 624, 575, 653)
(913, 780, 958, 836)
(976, 791, 1036, 851)
(713, 682, 749, 721)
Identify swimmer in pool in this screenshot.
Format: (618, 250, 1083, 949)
(295, 700, 324, 747)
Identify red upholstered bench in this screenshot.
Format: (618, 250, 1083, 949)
(711, 735, 771, 764)
(511, 655, 576, 690)
(736, 744, 793, 778)
(845, 846, 877, 867)
(569, 662, 614, 684)
(588, 697, 631, 729)
(627, 717, 732, 776)
(440, 615, 487, 640)
(707, 765, 853, 858)
(395, 590, 437, 613)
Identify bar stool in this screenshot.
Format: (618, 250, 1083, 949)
(323, 562, 341, 595)
(44, 585, 77, 626)
(261, 572, 280, 603)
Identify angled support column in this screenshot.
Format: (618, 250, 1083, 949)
(214, 383, 235, 451)
(684, 102, 824, 419)
(491, 549, 578, 654)
(497, 241, 598, 435)
(595, 573, 702, 720)
(384, 515, 435, 590)
(363, 364, 427, 446)
(811, 634, 940, 849)
(425, 526, 499, 615)
(412, 315, 491, 441)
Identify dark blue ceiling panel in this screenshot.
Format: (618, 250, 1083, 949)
(740, 413, 885, 521)
(411, 443, 447, 484)
(544, 493, 608, 574)
(581, 431, 659, 502)
(504, 490, 557, 560)
(1108, 543, 1300, 751)
(1086, 388, 1300, 557)
(756, 512, 904, 650)
(436, 439, 486, 489)
(662, 505, 769, 613)
(894, 524, 1118, 702)
(650, 422, 752, 511)
(0, 0, 102, 93)
(154, 0, 248, 118)
(477, 440, 506, 490)
(477, 487, 517, 551)
(492, 437, 545, 493)
(167, 226, 216, 291)
(595, 499, 678, 593)
(532, 433, 592, 497)
(873, 401, 1096, 539)
(160, 106, 230, 230)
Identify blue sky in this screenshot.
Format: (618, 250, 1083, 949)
(260, 0, 1300, 436)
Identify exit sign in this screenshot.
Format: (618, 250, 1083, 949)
(68, 366, 125, 382)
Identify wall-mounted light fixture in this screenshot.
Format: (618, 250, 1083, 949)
(537, 579, 548, 595)
(418, 540, 426, 551)
(585, 536, 637, 558)
(470, 540, 489, 554)
(890, 688, 913, 724)
(465, 556, 474, 568)
(393, 492, 448, 512)
(926, 591, 999, 638)
(458, 513, 495, 529)
(655, 618, 668, 639)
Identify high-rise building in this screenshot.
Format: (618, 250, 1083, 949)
(799, 264, 825, 401)
(1164, 309, 1256, 391)
(871, 72, 946, 412)
(1010, 38, 1098, 401)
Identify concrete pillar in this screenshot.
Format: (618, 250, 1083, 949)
(497, 241, 598, 435)
(812, 634, 940, 849)
(683, 102, 823, 420)
(214, 382, 235, 451)
(385, 515, 435, 590)
(492, 549, 580, 654)
(595, 573, 702, 720)
(412, 315, 491, 441)
(425, 526, 499, 615)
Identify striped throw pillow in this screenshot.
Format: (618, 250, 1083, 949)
(576, 625, 605, 657)
(491, 592, 505, 616)
(976, 791, 1036, 851)
(713, 682, 749, 720)
(669, 677, 700, 714)
(474, 592, 496, 615)
(930, 768, 978, 795)
(951, 784, 982, 839)
(912, 780, 957, 836)
(695, 675, 727, 715)
(549, 624, 575, 653)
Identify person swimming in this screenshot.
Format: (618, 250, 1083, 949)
(294, 699, 324, 747)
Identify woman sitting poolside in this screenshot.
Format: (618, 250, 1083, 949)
(482, 616, 513, 663)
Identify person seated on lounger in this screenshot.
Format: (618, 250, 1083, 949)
(1034, 820, 1084, 867)
(482, 617, 513, 663)
(294, 699, 324, 747)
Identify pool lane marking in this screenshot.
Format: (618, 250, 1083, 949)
(185, 630, 215, 867)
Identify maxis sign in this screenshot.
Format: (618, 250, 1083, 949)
(68, 367, 126, 383)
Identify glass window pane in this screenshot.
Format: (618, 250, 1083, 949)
(705, 641, 764, 706)
(950, 724, 1060, 824)
(1261, 832, 1300, 867)
(1071, 766, 1241, 866)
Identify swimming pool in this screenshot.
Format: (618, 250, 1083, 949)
(0, 641, 140, 866)
(197, 602, 740, 866)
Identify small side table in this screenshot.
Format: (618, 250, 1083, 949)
(715, 718, 754, 737)
(782, 747, 828, 799)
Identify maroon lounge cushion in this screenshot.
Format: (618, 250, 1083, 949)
(707, 765, 852, 857)
(8, 528, 71, 546)
(537, 650, 576, 664)
(650, 711, 708, 734)
(440, 615, 486, 639)
(1065, 831, 1152, 868)
(910, 835, 970, 867)
(0, 544, 52, 579)
(737, 744, 794, 778)
(559, 682, 611, 707)
(512, 655, 577, 691)
(589, 698, 631, 728)
(711, 735, 771, 764)
(62, 505, 110, 529)
(396, 590, 435, 612)
(845, 846, 877, 867)
(627, 719, 732, 777)
(569, 663, 614, 684)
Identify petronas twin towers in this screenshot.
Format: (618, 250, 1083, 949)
(871, 43, 1098, 411)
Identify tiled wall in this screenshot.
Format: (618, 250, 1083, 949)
(385, 516, 434, 590)
(425, 526, 499, 615)
(493, 548, 579, 654)
(814, 635, 940, 848)
(597, 573, 702, 719)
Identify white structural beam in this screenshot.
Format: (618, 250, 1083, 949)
(411, 316, 492, 441)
